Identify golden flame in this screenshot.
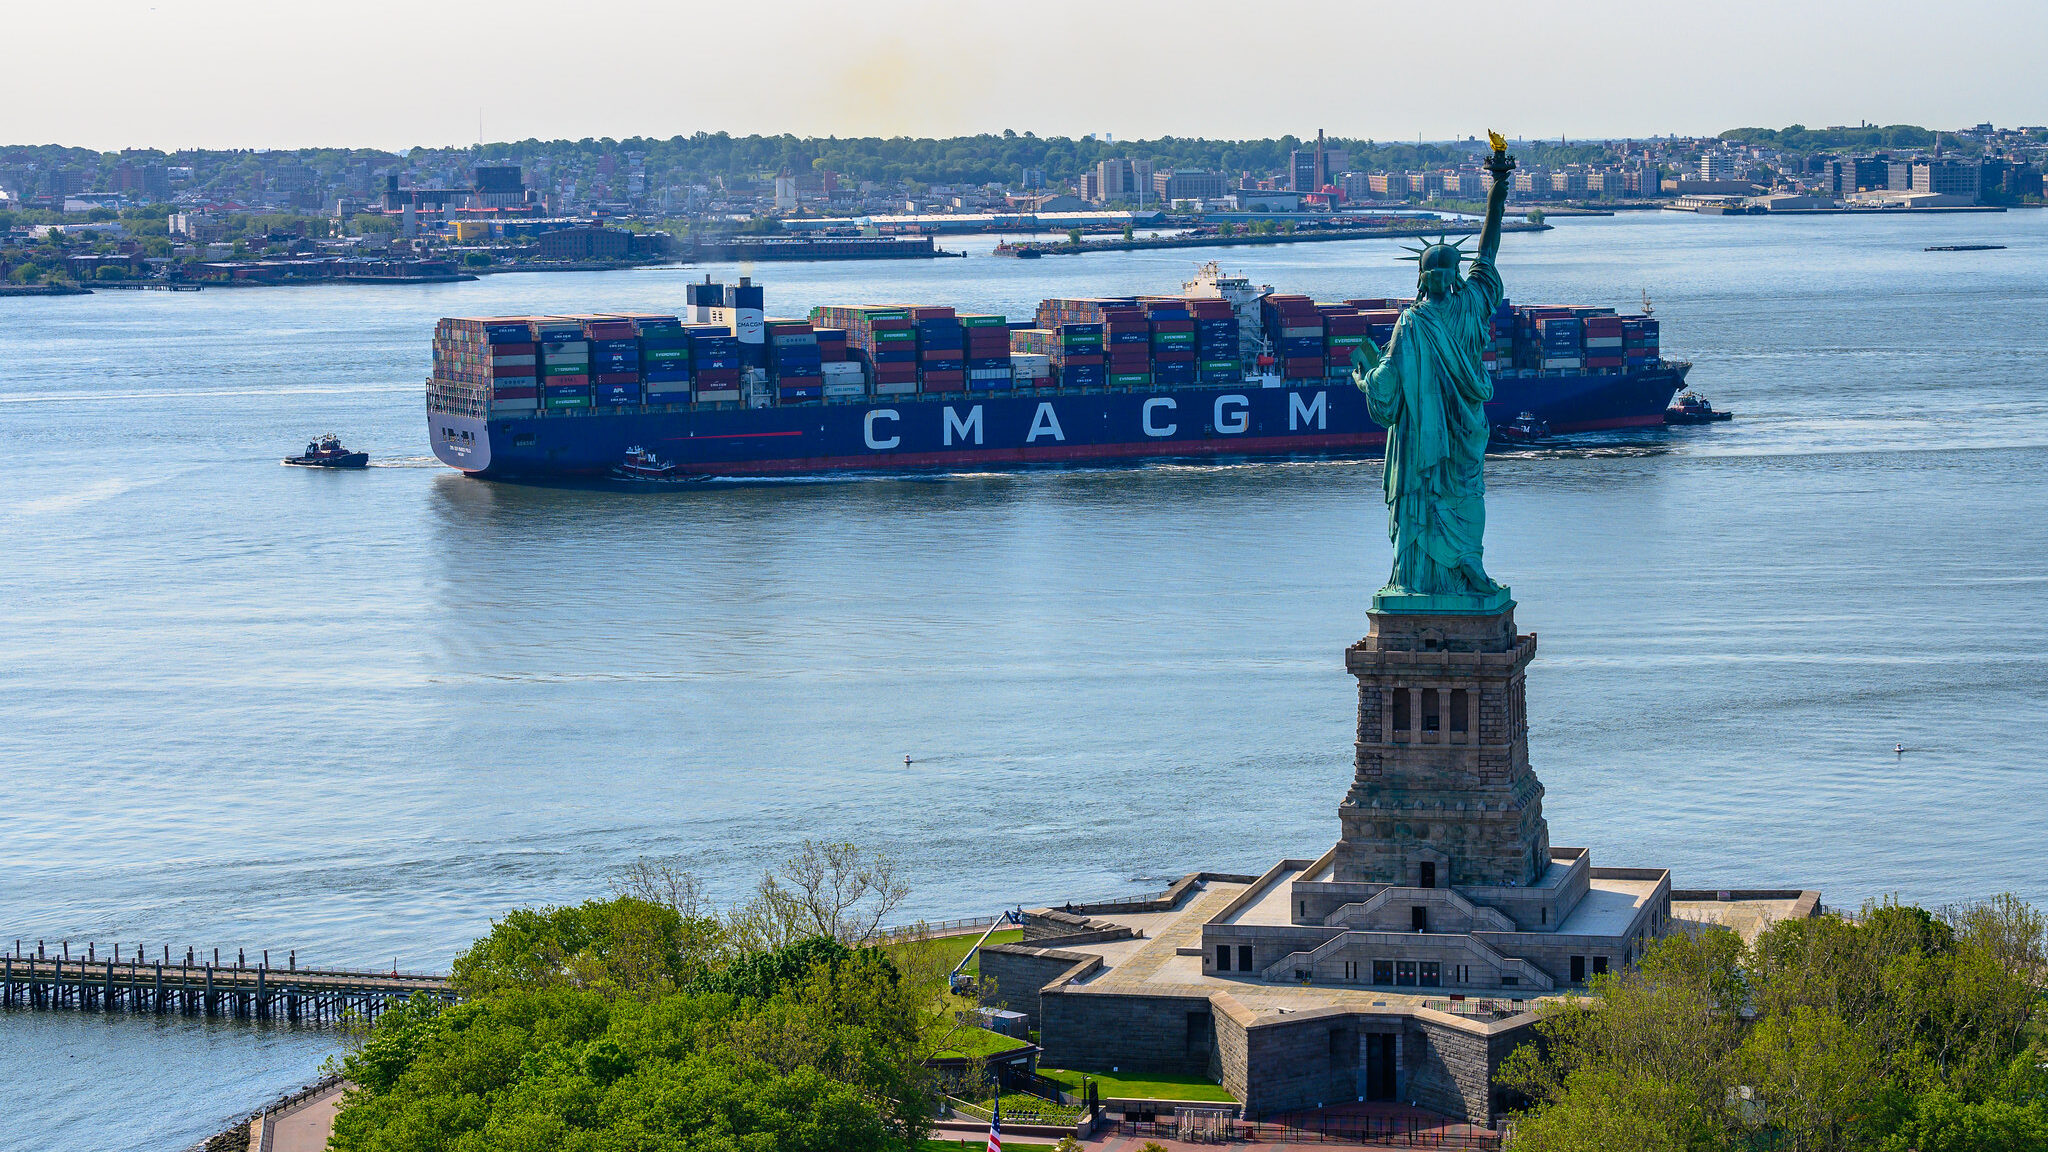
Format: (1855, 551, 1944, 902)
(1487, 129, 1508, 153)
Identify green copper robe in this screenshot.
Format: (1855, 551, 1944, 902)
(1356, 259, 1506, 600)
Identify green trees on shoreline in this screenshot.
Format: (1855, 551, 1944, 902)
(330, 842, 967, 1152)
(1502, 896, 2048, 1151)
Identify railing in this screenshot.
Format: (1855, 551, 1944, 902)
(876, 915, 1004, 941)
(1113, 1115, 1502, 1148)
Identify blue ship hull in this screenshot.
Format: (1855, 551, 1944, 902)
(429, 365, 1687, 480)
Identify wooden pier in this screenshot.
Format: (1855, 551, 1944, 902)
(1, 944, 452, 1025)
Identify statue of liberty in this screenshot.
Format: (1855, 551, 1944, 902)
(1352, 131, 1517, 613)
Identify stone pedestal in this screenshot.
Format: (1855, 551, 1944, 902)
(1333, 604, 1550, 889)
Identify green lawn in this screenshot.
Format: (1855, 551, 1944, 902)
(889, 926, 1022, 978)
(1038, 1066, 1236, 1102)
(932, 1025, 1029, 1060)
(920, 1142, 1057, 1152)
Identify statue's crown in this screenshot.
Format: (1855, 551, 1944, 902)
(1400, 234, 1467, 274)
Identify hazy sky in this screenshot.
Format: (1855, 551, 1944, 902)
(4, 0, 2042, 150)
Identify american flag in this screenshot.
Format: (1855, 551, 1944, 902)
(986, 1097, 1002, 1152)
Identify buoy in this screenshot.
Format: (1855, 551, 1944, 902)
(904, 755, 912, 767)
(1895, 744, 1905, 754)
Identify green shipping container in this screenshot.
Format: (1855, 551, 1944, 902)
(1110, 372, 1152, 387)
(872, 329, 915, 341)
(544, 362, 590, 376)
(1328, 334, 1365, 347)
(644, 348, 690, 362)
(957, 314, 1008, 327)
(1200, 359, 1239, 371)
(544, 395, 591, 409)
(1151, 332, 1195, 345)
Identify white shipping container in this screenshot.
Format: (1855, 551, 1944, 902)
(820, 362, 866, 379)
(1542, 357, 1584, 370)
(1281, 325, 1325, 338)
(822, 382, 867, 398)
(1011, 353, 1051, 371)
(542, 341, 589, 355)
(968, 368, 1010, 380)
(694, 389, 741, 402)
(490, 354, 537, 368)
(874, 380, 920, 395)
(1583, 336, 1623, 350)
(771, 333, 819, 347)
(489, 399, 538, 413)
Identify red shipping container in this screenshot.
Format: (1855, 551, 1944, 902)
(1586, 356, 1625, 368)
(921, 377, 966, 393)
(547, 374, 591, 387)
(596, 372, 638, 385)
(692, 369, 741, 385)
(1153, 348, 1197, 363)
(1148, 319, 1194, 333)
(874, 365, 918, 382)
(490, 364, 537, 379)
(489, 342, 537, 356)
(909, 306, 956, 320)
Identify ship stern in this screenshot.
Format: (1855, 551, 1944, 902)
(429, 412, 492, 474)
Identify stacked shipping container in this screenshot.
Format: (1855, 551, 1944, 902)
(810, 305, 919, 396)
(433, 317, 542, 414)
(432, 290, 1665, 419)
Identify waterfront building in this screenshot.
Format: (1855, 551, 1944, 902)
(1154, 169, 1227, 201)
(1911, 158, 1981, 200)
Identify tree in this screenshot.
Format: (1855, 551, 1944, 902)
(733, 840, 911, 950)
(1067, 228, 1082, 246)
(449, 895, 724, 998)
(1122, 223, 1134, 240)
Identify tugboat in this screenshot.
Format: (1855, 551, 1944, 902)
(610, 445, 687, 482)
(1492, 411, 1551, 445)
(1664, 391, 1733, 425)
(283, 434, 368, 468)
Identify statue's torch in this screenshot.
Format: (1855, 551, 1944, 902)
(1486, 130, 1517, 177)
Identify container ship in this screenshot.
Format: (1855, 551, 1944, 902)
(426, 265, 1688, 480)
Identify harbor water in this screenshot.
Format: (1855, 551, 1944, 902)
(1, 210, 2045, 1149)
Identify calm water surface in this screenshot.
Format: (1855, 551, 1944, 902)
(2, 211, 2046, 1148)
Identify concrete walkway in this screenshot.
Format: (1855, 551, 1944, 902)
(260, 1080, 348, 1152)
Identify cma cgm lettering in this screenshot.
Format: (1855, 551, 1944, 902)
(431, 385, 1388, 478)
(426, 273, 1689, 481)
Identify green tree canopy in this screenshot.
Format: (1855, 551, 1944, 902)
(1500, 895, 2048, 1152)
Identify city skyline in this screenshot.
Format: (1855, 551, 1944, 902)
(2, 0, 2043, 150)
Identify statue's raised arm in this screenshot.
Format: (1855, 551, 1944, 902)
(1476, 130, 1516, 268)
